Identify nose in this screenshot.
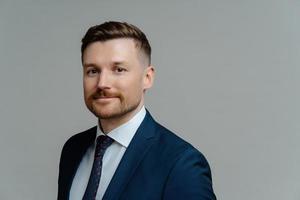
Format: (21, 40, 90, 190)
(97, 71, 111, 90)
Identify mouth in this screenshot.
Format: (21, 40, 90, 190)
(93, 96, 118, 103)
(93, 95, 117, 99)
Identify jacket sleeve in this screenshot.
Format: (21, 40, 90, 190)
(163, 147, 217, 200)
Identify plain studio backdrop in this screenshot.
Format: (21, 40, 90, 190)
(0, 0, 299, 199)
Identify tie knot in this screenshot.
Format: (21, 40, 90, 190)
(95, 135, 114, 157)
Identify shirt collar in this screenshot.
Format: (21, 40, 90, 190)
(96, 106, 146, 148)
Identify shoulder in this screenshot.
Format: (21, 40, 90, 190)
(143, 111, 210, 164)
(59, 126, 97, 173)
(153, 123, 216, 199)
(154, 121, 201, 154)
(61, 126, 97, 156)
(152, 121, 210, 168)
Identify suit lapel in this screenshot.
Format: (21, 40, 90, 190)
(61, 127, 97, 199)
(103, 112, 157, 200)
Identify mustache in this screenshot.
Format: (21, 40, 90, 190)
(92, 90, 120, 99)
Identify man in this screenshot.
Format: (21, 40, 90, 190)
(58, 21, 216, 200)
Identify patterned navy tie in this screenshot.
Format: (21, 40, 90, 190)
(83, 135, 114, 200)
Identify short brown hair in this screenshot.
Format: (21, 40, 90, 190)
(81, 21, 151, 64)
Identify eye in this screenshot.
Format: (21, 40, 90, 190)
(115, 67, 127, 73)
(86, 68, 99, 76)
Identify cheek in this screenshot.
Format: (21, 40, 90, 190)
(83, 86, 90, 97)
(123, 81, 144, 98)
(83, 80, 96, 93)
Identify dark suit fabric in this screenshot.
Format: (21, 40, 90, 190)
(58, 111, 216, 200)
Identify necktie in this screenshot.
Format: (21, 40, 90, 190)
(83, 135, 114, 200)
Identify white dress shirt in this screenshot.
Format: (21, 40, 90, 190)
(69, 106, 146, 200)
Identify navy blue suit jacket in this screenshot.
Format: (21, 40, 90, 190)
(58, 111, 216, 200)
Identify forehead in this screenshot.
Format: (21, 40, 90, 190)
(82, 38, 140, 64)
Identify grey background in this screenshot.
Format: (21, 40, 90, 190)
(1, 0, 299, 199)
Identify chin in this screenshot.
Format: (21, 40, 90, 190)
(95, 111, 118, 119)
(94, 104, 141, 120)
(90, 107, 116, 119)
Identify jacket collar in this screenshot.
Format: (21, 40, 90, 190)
(103, 110, 157, 200)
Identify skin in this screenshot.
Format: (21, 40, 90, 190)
(82, 38, 155, 133)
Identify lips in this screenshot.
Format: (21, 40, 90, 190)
(92, 97, 116, 106)
(93, 96, 116, 99)
(92, 93, 119, 103)
(92, 91, 118, 100)
(91, 90, 122, 102)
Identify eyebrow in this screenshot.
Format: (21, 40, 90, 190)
(83, 60, 127, 68)
(82, 63, 96, 68)
(112, 61, 126, 66)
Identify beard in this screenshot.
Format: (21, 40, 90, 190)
(86, 89, 143, 120)
(91, 99, 141, 120)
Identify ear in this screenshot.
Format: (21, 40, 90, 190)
(143, 65, 155, 91)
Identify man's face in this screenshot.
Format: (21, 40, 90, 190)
(82, 38, 154, 122)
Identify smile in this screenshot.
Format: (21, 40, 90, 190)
(94, 97, 117, 102)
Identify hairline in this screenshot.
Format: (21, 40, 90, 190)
(81, 37, 150, 67)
